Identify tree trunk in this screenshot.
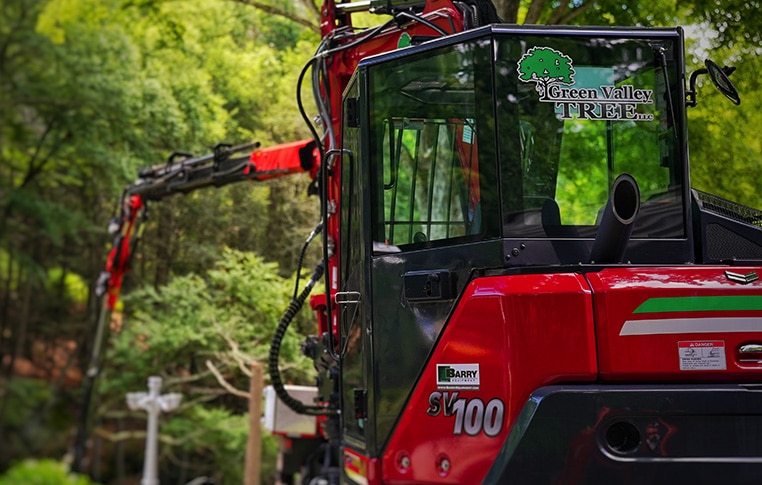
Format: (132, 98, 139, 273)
(0, 274, 33, 440)
(0, 246, 16, 365)
(493, 0, 521, 23)
(244, 362, 263, 485)
(524, 0, 547, 24)
(154, 203, 175, 288)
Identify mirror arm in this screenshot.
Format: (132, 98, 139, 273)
(686, 67, 707, 108)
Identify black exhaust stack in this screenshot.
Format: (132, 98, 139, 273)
(589, 173, 640, 264)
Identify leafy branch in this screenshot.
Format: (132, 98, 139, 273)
(205, 360, 249, 398)
(229, 0, 319, 32)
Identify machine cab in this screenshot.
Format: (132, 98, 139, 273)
(351, 25, 690, 264)
(337, 24, 690, 458)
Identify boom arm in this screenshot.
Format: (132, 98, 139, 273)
(102, 139, 318, 306)
(77, 0, 498, 475)
(72, 138, 318, 473)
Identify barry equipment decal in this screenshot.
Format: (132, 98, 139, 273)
(437, 363, 480, 390)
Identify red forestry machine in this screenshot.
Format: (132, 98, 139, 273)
(80, 0, 762, 482)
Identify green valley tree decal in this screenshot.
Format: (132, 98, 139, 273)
(517, 47, 575, 99)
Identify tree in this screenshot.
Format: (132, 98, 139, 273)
(492, 0, 685, 26)
(688, 0, 762, 49)
(0, 459, 97, 485)
(0, 0, 320, 473)
(686, 51, 762, 210)
(230, 0, 320, 32)
(0, 0, 154, 448)
(517, 46, 575, 98)
(99, 249, 313, 483)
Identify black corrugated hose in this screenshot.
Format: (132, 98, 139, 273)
(268, 260, 337, 416)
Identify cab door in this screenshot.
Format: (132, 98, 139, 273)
(337, 79, 374, 452)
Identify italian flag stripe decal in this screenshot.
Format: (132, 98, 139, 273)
(620, 317, 762, 336)
(621, 295, 762, 336)
(633, 296, 762, 314)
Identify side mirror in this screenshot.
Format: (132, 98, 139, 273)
(686, 59, 740, 107)
(705, 59, 740, 105)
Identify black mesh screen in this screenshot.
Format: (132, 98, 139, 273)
(705, 223, 762, 261)
(695, 190, 762, 227)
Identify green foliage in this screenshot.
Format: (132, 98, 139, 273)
(683, 22, 762, 210)
(45, 267, 88, 306)
(101, 248, 313, 482)
(1, 379, 51, 429)
(0, 459, 96, 485)
(105, 249, 311, 395)
(0, 379, 73, 472)
(0, 0, 319, 298)
(1, 2, 319, 479)
(161, 407, 280, 484)
(687, 56, 762, 209)
(570, 1, 684, 27)
(556, 121, 609, 224)
(505, 0, 687, 26)
(163, 407, 249, 484)
(688, 0, 762, 49)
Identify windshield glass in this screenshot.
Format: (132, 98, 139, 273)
(496, 34, 684, 239)
(366, 30, 684, 253)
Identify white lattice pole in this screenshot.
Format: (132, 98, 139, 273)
(127, 376, 182, 485)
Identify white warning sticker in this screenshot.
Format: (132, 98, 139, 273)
(462, 123, 473, 144)
(678, 341, 726, 371)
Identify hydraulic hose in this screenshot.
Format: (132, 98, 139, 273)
(268, 260, 337, 416)
(293, 220, 323, 301)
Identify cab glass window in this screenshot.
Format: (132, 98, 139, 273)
(368, 40, 497, 252)
(495, 35, 685, 239)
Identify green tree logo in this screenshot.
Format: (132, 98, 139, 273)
(517, 47, 575, 99)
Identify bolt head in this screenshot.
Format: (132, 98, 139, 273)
(436, 453, 451, 477)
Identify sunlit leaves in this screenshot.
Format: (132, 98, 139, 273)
(102, 248, 311, 481)
(689, 0, 762, 50)
(105, 248, 313, 395)
(1, 1, 319, 477)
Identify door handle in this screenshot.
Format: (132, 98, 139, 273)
(335, 291, 361, 305)
(736, 343, 762, 366)
(739, 344, 762, 354)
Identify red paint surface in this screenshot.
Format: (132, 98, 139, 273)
(588, 266, 762, 380)
(381, 273, 597, 484)
(249, 139, 317, 180)
(105, 194, 144, 310)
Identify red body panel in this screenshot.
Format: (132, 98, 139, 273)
(381, 273, 597, 484)
(248, 139, 317, 180)
(380, 267, 762, 483)
(588, 266, 762, 381)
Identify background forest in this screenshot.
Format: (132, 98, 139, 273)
(1, 0, 761, 483)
